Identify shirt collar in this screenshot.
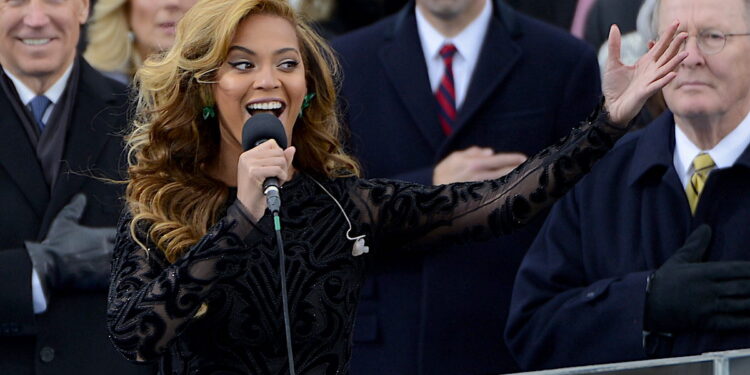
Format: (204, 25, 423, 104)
(674, 110, 750, 175)
(2, 63, 73, 106)
(415, 0, 492, 64)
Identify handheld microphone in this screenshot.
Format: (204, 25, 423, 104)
(241, 113, 288, 213)
(242, 113, 297, 375)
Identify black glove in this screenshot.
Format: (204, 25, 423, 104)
(26, 194, 116, 296)
(645, 224, 750, 333)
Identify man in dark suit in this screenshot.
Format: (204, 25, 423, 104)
(506, 0, 750, 370)
(332, 0, 600, 373)
(0, 0, 151, 373)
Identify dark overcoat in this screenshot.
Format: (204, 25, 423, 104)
(506, 112, 750, 370)
(332, 1, 601, 373)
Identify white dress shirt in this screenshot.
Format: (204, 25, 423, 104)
(416, 0, 492, 111)
(3, 63, 74, 314)
(4, 63, 73, 126)
(674, 111, 750, 189)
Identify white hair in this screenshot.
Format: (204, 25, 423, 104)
(638, 0, 658, 41)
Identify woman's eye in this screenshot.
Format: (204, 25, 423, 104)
(229, 61, 254, 71)
(279, 60, 299, 70)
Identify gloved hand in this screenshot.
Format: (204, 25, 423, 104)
(26, 194, 116, 296)
(645, 224, 750, 333)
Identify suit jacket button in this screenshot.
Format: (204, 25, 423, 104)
(40, 346, 55, 363)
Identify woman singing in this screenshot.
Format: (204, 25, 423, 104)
(107, 0, 687, 373)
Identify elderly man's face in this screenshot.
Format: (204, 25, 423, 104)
(659, 0, 750, 120)
(0, 0, 89, 85)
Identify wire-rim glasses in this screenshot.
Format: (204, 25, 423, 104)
(679, 29, 750, 55)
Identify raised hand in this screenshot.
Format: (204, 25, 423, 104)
(603, 21, 688, 125)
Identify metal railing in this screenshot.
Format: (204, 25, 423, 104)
(510, 349, 750, 375)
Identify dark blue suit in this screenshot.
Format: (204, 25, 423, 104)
(332, 1, 601, 373)
(506, 111, 750, 370)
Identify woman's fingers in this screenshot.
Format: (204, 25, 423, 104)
(656, 32, 689, 67)
(242, 141, 285, 161)
(646, 71, 679, 95)
(251, 166, 289, 182)
(655, 50, 688, 80)
(255, 139, 281, 150)
(240, 153, 288, 168)
(606, 24, 622, 68)
(650, 20, 681, 61)
(239, 144, 296, 186)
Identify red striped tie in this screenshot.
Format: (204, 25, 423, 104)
(436, 43, 458, 136)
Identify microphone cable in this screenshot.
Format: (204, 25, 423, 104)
(241, 113, 296, 374)
(271, 209, 296, 375)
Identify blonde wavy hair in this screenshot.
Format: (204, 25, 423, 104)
(126, 0, 360, 262)
(84, 0, 142, 77)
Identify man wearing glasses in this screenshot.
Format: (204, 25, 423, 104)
(505, 0, 750, 370)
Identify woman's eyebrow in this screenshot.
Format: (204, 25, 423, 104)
(228, 46, 300, 56)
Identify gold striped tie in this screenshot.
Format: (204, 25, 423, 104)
(686, 153, 715, 214)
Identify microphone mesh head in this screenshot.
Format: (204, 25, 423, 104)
(241, 113, 289, 151)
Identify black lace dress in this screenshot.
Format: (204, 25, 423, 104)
(107, 109, 628, 374)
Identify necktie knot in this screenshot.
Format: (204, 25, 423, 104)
(30, 95, 52, 131)
(686, 153, 716, 214)
(692, 153, 715, 174)
(439, 43, 457, 61)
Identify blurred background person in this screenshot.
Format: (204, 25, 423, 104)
(292, 0, 409, 38)
(333, 0, 602, 373)
(584, 0, 644, 50)
(0, 0, 153, 373)
(84, 0, 198, 83)
(504, 0, 579, 30)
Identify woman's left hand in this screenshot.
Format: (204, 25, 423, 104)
(603, 20, 688, 126)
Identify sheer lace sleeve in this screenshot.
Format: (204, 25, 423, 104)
(349, 106, 629, 252)
(107, 202, 268, 362)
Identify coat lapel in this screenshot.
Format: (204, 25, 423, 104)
(41, 60, 125, 232)
(378, 4, 445, 151)
(0, 71, 50, 218)
(450, 0, 522, 142)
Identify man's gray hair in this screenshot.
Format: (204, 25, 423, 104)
(650, 0, 750, 39)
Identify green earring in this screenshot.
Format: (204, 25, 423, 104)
(299, 93, 316, 119)
(202, 106, 216, 120)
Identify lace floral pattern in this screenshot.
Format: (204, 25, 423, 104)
(108, 107, 627, 374)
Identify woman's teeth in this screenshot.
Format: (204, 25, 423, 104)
(246, 101, 284, 116)
(247, 101, 282, 111)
